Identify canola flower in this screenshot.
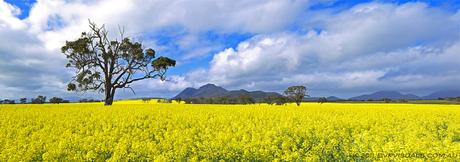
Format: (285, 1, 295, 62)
(0, 102, 459, 161)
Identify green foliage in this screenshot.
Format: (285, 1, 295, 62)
(175, 97, 182, 104)
(237, 95, 255, 104)
(61, 20, 175, 105)
(263, 95, 287, 105)
(157, 99, 172, 103)
(445, 97, 460, 102)
(31, 96, 46, 104)
(318, 97, 328, 104)
(141, 98, 151, 103)
(183, 95, 256, 105)
(49, 97, 69, 104)
(284, 86, 308, 106)
(274, 95, 288, 105)
(79, 99, 101, 103)
(398, 99, 408, 103)
(19, 98, 27, 104)
(383, 98, 393, 103)
(0, 99, 15, 104)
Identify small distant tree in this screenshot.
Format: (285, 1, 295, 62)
(199, 97, 206, 104)
(175, 97, 182, 104)
(62, 20, 176, 105)
(238, 95, 255, 104)
(398, 99, 408, 103)
(1, 99, 15, 104)
(79, 99, 88, 103)
(274, 96, 288, 105)
(49, 97, 65, 104)
(284, 86, 308, 106)
(318, 97, 328, 104)
(183, 98, 192, 104)
(264, 95, 276, 105)
(31, 96, 46, 104)
(216, 96, 229, 104)
(157, 98, 172, 103)
(20, 98, 27, 104)
(195, 98, 202, 104)
(142, 98, 151, 103)
(383, 98, 392, 103)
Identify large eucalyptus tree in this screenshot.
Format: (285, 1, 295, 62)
(62, 21, 175, 105)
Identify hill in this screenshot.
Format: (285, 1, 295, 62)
(349, 91, 420, 100)
(173, 84, 281, 101)
(326, 96, 344, 101)
(422, 90, 460, 99)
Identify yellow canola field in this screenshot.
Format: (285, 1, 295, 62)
(1, 102, 460, 161)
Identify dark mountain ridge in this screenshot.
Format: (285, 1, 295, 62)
(349, 90, 460, 100)
(174, 84, 460, 102)
(349, 91, 420, 100)
(421, 90, 460, 99)
(173, 84, 281, 101)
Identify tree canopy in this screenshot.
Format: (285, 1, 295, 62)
(284, 86, 308, 106)
(62, 21, 175, 105)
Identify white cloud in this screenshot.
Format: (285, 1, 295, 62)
(1, 0, 459, 99)
(210, 33, 304, 78)
(1, 0, 310, 99)
(189, 2, 460, 97)
(0, 0, 25, 29)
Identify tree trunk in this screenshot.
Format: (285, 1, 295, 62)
(104, 84, 115, 106)
(104, 94, 114, 106)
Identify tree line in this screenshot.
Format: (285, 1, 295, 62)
(177, 85, 309, 106)
(0, 96, 108, 104)
(0, 96, 70, 104)
(0, 86, 312, 105)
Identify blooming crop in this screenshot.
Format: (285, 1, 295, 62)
(0, 102, 459, 161)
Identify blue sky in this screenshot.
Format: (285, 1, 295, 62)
(0, 0, 459, 100)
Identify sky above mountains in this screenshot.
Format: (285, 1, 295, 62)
(1, 0, 459, 99)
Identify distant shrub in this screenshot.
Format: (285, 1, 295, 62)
(274, 96, 288, 105)
(383, 98, 392, 103)
(49, 97, 64, 104)
(318, 97, 328, 104)
(79, 99, 101, 103)
(20, 98, 27, 104)
(1, 99, 15, 104)
(157, 99, 172, 103)
(142, 98, 152, 103)
(31, 96, 46, 104)
(399, 99, 408, 103)
(175, 98, 182, 104)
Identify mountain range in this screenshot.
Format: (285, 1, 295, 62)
(349, 91, 420, 100)
(349, 90, 460, 100)
(173, 84, 460, 101)
(173, 84, 280, 101)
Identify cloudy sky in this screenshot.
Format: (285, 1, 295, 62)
(1, 0, 459, 100)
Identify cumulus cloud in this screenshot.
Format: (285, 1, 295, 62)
(1, 0, 313, 99)
(188, 2, 460, 97)
(0, 24, 69, 99)
(0, 0, 25, 29)
(1, 0, 459, 99)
